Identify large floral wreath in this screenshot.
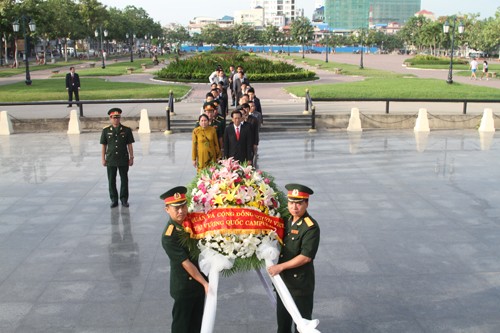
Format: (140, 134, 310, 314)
(180, 158, 289, 275)
(179, 158, 321, 333)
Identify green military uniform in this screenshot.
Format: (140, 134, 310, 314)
(277, 184, 320, 333)
(162, 220, 205, 333)
(100, 122, 134, 205)
(161, 187, 206, 333)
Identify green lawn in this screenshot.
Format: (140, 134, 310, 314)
(0, 54, 173, 78)
(0, 78, 191, 102)
(280, 55, 412, 78)
(287, 77, 500, 100)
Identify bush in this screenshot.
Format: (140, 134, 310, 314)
(405, 55, 469, 66)
(156, 50, 315, 82)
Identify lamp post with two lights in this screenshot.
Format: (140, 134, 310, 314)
(12, 16, 36, 85)
(443, 17, 465, 84)
(95, 26, 108, 69)
(126, 32, 135, 62)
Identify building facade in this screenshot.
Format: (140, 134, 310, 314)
(324, 0, 420, 30)
(250, 0, 297, 26)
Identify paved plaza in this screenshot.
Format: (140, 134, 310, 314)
(1, 129, 500, 332)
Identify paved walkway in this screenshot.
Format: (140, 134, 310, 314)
(1, 130, 500, 333)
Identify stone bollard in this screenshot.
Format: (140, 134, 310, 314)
(347, 108, 362, 132)
(478, 108, 495, 132)
(67, 109, 81, 134)
(138, 109, 151, 134)
(0, 111, 14, 135)
(414, 108, 430, 132)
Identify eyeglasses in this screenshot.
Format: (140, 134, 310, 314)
(111, 116, 121, 119)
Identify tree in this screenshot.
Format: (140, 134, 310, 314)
(164, 25, 189, 54)
(263, 25, 279, 52)
(201, 24, 223, 46)
(290, 17, 314, 44)
(78, 0, 109, 57)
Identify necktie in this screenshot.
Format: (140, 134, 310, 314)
(236, 127, 240, 140)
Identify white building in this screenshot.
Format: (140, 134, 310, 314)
(234, 7, 265, 29)
(187, 16, 234, 34)
(250, 0, 298, 26)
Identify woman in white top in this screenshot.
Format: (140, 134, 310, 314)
(481, 61, 489, 81)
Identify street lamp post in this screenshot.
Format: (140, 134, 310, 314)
(443, 17, 464, 84)
(0, 36, 4, 66)
(126, 32, 135, 62)
(354, 30, 364, 69)
(95, 26, 107, 69)
(300, 36, 307, 59)
(286, 37, 290, 56)
(324, 35, 329, 63)
(13, 16, 36, 85)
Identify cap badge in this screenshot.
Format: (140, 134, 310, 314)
(174, 192, 181, 199)
(292, 189, 299, 196)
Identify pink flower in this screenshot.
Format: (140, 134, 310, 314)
(264, 178, 270, 184)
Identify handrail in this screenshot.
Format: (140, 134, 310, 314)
(308, 97, 500, 115)
(0, 93, 175, 131)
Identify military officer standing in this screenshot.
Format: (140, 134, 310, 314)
(100, 108, 135, 208)
(161, 186, 208, 333)
(195, 101, 225, 150)
(268, 184, 320, 333)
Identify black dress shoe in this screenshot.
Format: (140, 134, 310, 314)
(121, 201, 129, 207)
(67, 105, 72, 107)
(110, 202, 119, 208)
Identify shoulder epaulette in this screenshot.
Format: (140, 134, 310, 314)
(304, 217, 314, 227)
(165, 224, 174, 236)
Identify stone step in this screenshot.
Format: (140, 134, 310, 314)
(170, 114, 311, 132)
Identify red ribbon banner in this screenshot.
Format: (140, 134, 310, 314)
(183, 208, 285, 241)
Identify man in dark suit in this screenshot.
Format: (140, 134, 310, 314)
(247, 87, 263, 123)
(65, 66, 80, 107)
(223, 110, 253, 164)
(233, 70, 249, 106)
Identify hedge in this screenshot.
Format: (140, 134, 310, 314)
(156, 50, 315, 82)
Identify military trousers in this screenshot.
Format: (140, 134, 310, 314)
(276, 293, 313, 333)
(171, 295, 205, 333)
(107, 165, 129, 203)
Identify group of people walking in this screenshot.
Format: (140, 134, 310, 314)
(192, 65, 263, 171)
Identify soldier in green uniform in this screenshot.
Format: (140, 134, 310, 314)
(100, 108, 135, 208)
(268, 183, 320, 333)
(195, 101, 225, 150)
(161, 186, 208, 333)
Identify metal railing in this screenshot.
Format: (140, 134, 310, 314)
(0, 90, 176, 130)
(308, 97, 500, 115)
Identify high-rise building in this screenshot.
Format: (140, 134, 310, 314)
(324, 0, 420, 30)
(251, 0, 297, 26)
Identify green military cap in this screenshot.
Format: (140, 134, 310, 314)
(160, 186, 187, 206)
(108, 108, 123, 117)
(203, 101, 216, 111)
(285, 183, 314, 202)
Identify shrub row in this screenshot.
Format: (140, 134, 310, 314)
(156, 50, 315, 82)
(158, 71, 316, 82)
(405, 55, 469, 65)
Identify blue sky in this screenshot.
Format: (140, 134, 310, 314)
(99, 0, 498, 25)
